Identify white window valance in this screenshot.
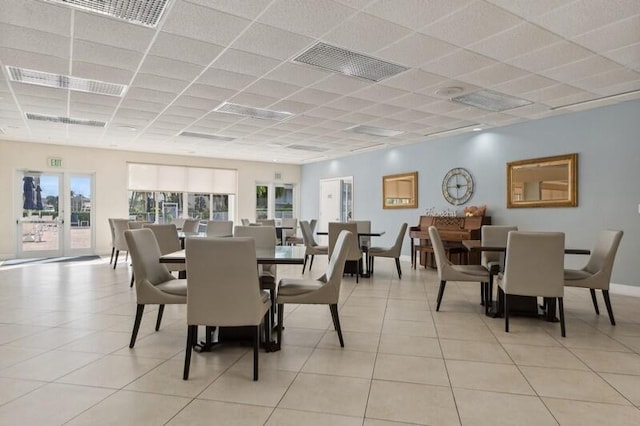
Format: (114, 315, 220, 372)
(127, 163, 237, 194)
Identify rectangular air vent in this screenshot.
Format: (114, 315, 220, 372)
(26, 112, 106, 127)
(294, 42, 408, 82)
(350, 143, 386, 152)
(424, 124, 480, 138)
(451, 90, 531, 112)
(7, 66, 127, 97)
(41, 0, 171, 27)
(214, 102, 294, 122)
(286, 144, 328, 152)
(347, 125, 404, 137)
(179, 131, 235, 142)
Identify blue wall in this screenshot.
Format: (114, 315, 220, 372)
(301, 100, 640, 286)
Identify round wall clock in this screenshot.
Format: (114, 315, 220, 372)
(442, 168, 474, 205)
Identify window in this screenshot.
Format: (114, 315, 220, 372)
(275, 184, 293, 219)
(256, 185, 268, 219)
(255, 183, 296, 220)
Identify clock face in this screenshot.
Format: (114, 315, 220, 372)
(442, 168, 474, 205)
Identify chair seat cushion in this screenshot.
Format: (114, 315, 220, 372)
(156, 279, 187, 296)
(564, 269, 592, 280)
(453, 265, 489, 277)
(368, 246, 391, 255)
(278, 278, 323, 297)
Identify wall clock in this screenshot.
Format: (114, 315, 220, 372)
(442, 168, 474, 205)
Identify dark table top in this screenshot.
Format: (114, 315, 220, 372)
(160, 245, 306, 265)
(462, 239, 590, 255)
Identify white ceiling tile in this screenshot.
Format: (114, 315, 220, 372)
(73, 40, 142, 72)
(243, 79, 302, 99)
(324, 12, 412, 54)
(492, 74, 558, 95)
(415, 100, 466, 115)
(533, 0, 640, 39)
(421, 1, 521, 47)
(539, 55, 622, 82)
(186, 0, 273, 20)
(571, 68, 640, 91)
(132, 73, 190, 93)
(385, 93, 438, 108)
(13, 84, 68, 100)
(544, 91, 599, 108)
(150, 32, 225, 67)
(573, 15, 640, 54)
(0, 23, 69, 58)
(173, 95, 222, 111)
(228, 92, 279, 108)
(72, 62, 134, 85)
(266, 62, 331, 87)
(591, 79, 640, 96)
(421, 49, 497, 77)
(270, 100, 316, 114)
(359, 103, 404, 116)
(138, 56, 204, 82)
(231, 23, 314, 61)
(603, 43, 640, 71)
(257, 0, 357, 38)
(125, 87, 177, 104)
(0, 0, 71, 35)
(0, 48, 68, 75)
(484, 0, 574, 19)
(196, 69, 256, 90)
(212, 49, 281, 77)
(70, 101, 117, 116)
(507, 41, 593, 72)
(365, 0, 472, 30)
(74, 11, 154, 52)
(339, 112, 377, 123)
(325, 96, 371, 111)
(376, 34, 456, 67)
(287, 89, 341, 105)
(155, 114, 196, 125)
(309, 75, 369, 95)
(382, 70, 448, 92)
(70, 91, 121, 107)
(163, 105, 207, 118)
(522, 84, 587, 103)
(469, 22, 563, 61)
(183, 83, 236, 101)
(351, 85, 408, 102)
(390, 109, 428, 122)
(460, 63, 529, 87)
(114, 108, 158, 121)
(162, 0, 251, 46)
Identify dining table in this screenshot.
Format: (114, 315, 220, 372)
(316, 230, 385, 277)
(462, 240, 590, 321)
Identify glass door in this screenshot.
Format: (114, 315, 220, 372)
(17, 171, 64, 257)
(66, 174, 95, 255)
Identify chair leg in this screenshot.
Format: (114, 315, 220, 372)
(263, 312, 271, 346)
(113, 250, 119, 269)
(130, 272, 135, 288)
(109, 247, 115, 264)
(505, 294, 510, 333)
(269, 289, 276, 333)
(589, 289, 600, 315)
(395, 258, 402, 279)
(302, 254, 308, 273)
(436, 280, 447, 311)
(253, 325, 259, 381)
(277, 303, 284, 348)
(486, 275, 494, 315)
(480, 282, 485, 306)
(558, 297, 566, 337)
(155, 304, 165, 331)
(130, 304, 144, 348)
(330, 304, 344, 347)
(309, 255, 315, 271)
(183, 325, 196, 380)
(602, 290, 616, 326)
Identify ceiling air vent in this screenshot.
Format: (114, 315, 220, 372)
(347, 125, 404, 137)
(214, 102, 294, 122)
(26, 112, 106, 127)
(451, 90, 531, 112)
(7, 66, 127, 96)
(286, 144, 328, 152)
(179, 131, 235, 142)
(294, 42, 408, 82)
(41, 0, 171, 27)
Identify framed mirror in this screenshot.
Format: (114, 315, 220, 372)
(383, 171, 418, 209)
(507, 153, 578, 208)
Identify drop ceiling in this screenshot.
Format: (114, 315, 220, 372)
(0, 0, 639, 164)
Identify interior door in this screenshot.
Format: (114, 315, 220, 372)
(319, 179, 343, 243)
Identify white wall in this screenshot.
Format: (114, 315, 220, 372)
(0, 141, 300, 257)
(301, 100, 640, 287)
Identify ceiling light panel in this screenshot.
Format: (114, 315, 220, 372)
(214, 102, 294, 122)
(26, 112, 107, 127)
(286, 144, 328, 152)
(294, 42, 408, 82)
(7, 66, 127, 97)
(179, 131, 236, 142)
(347, 125, 404, 137)
(41, 0, 171, 27)
(451, 90, 532, 112)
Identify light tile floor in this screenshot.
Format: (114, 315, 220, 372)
(1, 256, 640, 425)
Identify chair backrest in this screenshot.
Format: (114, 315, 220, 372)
(256, 219, 275, 227)
(428, 226, 452, 279)
(388, 223, 408, 256)
(108, 218, 117, 245)
(186, 237, 265, 326)
(206, 220, 233, 237)
(351, 220, 371, 248)
(281, 218, 297, 239)
(323, 230, 355, 298)
(583, 230, 624, 285)
(128, 221, 145, 230)
(112, 219, 131, 251)
(172, 218, 186, 230)
(300, 220, 318, 248)
(241, 218, 250, 226)
(182, 218, 200, 233)
(309, 219, 318, 234)
(503, 231, 565, 298)
(125, 229, 175, 302)
(142, 223, 181, 255)
(234, 225, 277, 248)
(481, 225, 518, 266)
(328, 222, 360, 261)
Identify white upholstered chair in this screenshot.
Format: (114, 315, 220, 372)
(564, 230, 623, 325)
(142, 224, 184, 275)
(184, 237, 270, 381)
(107, 218, 117, 264)
(497, 231, 566, 337)
(182, 218, 200, 233)
(429, 226, 489, 311)
(206, 220, 233, 237)
(125, 229, 187, 348)
(112, 219, 130, 269)
(276, 230, 354, 348)
(368, 223, 408, 279)
(282, 218, 302, 245)
(329, 222, 362, 282)
(481, 225, 518, 314)
(300, 220, 328, 273)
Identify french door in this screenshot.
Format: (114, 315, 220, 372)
(16, 171, 95, 258)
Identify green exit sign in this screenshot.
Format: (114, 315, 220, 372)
(48, 157, 63, 168)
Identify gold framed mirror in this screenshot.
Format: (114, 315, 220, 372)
(383, 171, 418, 209)
(507, 153, 578, 208)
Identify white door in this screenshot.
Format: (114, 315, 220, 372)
(66, 174, 95, 256)
(319, 178, 344, 244)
